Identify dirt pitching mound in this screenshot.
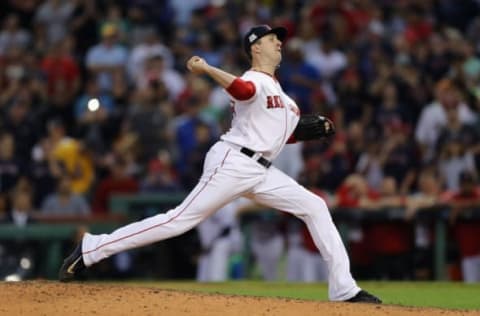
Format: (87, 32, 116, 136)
(0, 281, 475, 316)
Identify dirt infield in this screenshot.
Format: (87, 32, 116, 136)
(0, 281, 477, 316)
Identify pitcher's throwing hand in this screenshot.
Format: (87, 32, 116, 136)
(187, 56, 208, 74)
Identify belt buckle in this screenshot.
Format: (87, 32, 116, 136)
(252, 152, 263, 161)
(240, 146, 271, 168)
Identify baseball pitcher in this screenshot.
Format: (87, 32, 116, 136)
(59, 25, 381, 303)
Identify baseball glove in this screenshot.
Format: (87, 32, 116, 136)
(293, 114, 336, 141)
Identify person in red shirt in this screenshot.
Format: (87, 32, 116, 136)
(40, 36, 80, 101)
(403, 6, 433, 46)
(335, 174, 379, 279)
(365, 177, 412, 280)
(336, 174, 412, 280)
(91, 157, 139, 214)
(444, 171, 480, 282)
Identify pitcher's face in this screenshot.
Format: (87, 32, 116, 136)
(254, 33, 283, 64)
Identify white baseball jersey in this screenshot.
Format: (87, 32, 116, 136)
(221, 70, 300, 160)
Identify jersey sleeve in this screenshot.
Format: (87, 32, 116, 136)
(225, 72, 261, 103)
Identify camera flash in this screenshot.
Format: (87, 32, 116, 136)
(87, 98, 100, 111)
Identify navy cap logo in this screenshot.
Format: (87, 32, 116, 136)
(248, 33, 258, 43)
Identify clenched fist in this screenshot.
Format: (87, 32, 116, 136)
(187, 56, 209, 74)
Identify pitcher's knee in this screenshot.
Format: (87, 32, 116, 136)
(306, 196, 332, 217)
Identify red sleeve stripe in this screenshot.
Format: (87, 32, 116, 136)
(226, 78, 256, 101)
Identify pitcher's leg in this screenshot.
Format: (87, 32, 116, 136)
(252, 168, 360, 301)
(83, 172, 243, 266)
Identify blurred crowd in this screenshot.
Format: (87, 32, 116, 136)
(1, 0, 480, 282)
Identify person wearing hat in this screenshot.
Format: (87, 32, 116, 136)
(60, 25, 380, 304)
(85, 23, 128, 92)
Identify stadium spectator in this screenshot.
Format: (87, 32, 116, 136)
(40, 36, 80, 101)
(435, 94, 480, 153)
(364, 177, 412, 280)
(405, 168, 445, 280)
(9, 188, 35, 227)
(29, 138, 57, 208)
(444, 171, 480, 283)
(356, 138, 384, 191)
(103, 128, 141, 178)
(41, 175, 90, 216)
(99, 4, 130, 46)
(335, 174, 377, 279)
(69, 0, 99, 58)
(337, 62, 371, 127)
(0, 46, 28, 108)
(466, 16, 480, 53)
(192, 32, 223, 68)
(437, 137, 476, 191)
(181, 121, 216, 190)
(85, 23, 128, 93)
(435, 98, 480, 190)
(2, 91, 39, 163)
(34, 0, 75, 44)
(0, 133, 22, 193)
(134, 54, 185, 102)
(140, 150, 180, 193)
(306, 37, 347, 82)
(0, 14, 31, 56)
(405, 168, 445, 219)
(74, 76, 116, 153)
(381, 119, 419, 194)
(47, 119, 94, 195)
(127, 29, 174, 83)
(126, 5, 157, 47)
(402, 5, 433, 47)
(415, 78, 477, 163)
(374, 81, 412, 128)
(91, 157, 139, 214)
(125, 78, 173, 163)
(172, 81, 219, 178)
(277, 37, 322, 114)
(0, 193, 9, 223)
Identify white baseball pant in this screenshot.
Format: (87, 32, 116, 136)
(461, 255, 480, 283)
(82, 141, 360, 301)
(196, 237, 231, 282)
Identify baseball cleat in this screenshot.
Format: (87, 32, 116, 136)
(345, 290, 382, 304)
(58, 243, 85, 282)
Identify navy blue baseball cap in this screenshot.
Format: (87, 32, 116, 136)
(243, 25, 288, 58)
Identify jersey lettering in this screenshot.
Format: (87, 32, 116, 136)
(266, 95, 285, 109)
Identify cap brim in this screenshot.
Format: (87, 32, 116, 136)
(267, 27, 287, 41)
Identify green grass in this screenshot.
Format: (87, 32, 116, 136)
(126, 281, 480, 310)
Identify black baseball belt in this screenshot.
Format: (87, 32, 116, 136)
(240, 147, 272, 169)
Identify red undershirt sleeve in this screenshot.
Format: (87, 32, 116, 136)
(286, 134, 297, 144)
(226, 78, 256, 101)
